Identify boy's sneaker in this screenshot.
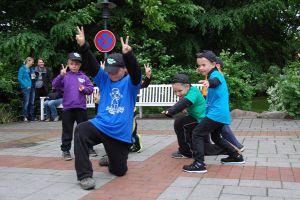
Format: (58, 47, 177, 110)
(171, 151, 192, 159)
(79, 177, 95, 190)
(183, 161, 207, 173)
(130, 134, 142, 153)
(99, 155, 109, 166)
(221, 154, 245, 164)
(62, 151, 72, 161)
(89, 149, 97, 157)
(23, 117, 28, 122)
(53, 116, 59, 122)
(44, 118, 50, 122)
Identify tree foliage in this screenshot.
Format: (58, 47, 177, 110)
(0, 0, 299, 121)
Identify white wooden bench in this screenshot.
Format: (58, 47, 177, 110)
(40, 87, 99, 121)
(136, 84, 203, 118)
(40, 84, 202, 120)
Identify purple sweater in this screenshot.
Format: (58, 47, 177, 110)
(52, 71, 94, 110)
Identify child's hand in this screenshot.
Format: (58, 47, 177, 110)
(94, 93, 100, 104)
(76, 26, 85, 47)
(60, 64, 68, 76)
(79, 85, 85, 92)
(161, 110, 172, 118)
(199, 80, 209, 88)
(182, 109, 187, 114)
(144, 63, 152, 78)
(100, 61, 105, 69)
(120, 36, 132, 54)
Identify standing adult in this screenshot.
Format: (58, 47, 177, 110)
(34, 58, 52, 97)
(18, 57, 35, 122)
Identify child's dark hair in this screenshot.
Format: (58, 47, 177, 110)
(171, 74, 191, 84)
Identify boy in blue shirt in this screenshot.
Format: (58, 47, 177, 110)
(183, 50, 245, 174)
(74, 27, 141, 190)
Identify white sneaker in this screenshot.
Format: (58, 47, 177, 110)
(53, 116, 59, 122)
(80, 177, 95, 190)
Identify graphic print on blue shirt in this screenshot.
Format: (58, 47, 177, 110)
(89, 67, 141, 143)
(106, 88, 124, 114)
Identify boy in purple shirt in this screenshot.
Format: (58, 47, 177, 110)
(52, 53, 94, 161)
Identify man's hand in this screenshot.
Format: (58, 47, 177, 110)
(100, 61, 105, 69)
(120, 36, 132, 54)
(60, 64, 68, 76)
(144, 63, 152, 78)
(76, 26, 85, 47)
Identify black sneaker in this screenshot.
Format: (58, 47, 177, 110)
(130, 134, 142, 153)
(171, 151, 192, 159)
(89, 149, 97, 157)
(62, 151, 72, 161)
(183, 161, 207, 173)
(99, 155, 109, 166)
(221, 154, 245, 164)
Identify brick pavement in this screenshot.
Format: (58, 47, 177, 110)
(0, 118, 300, 200)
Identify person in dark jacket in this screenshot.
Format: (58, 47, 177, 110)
(34, 58, 52, 97)
(129, 63, 152, 153)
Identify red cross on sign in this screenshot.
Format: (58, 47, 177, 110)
(94, 30, 116, 52)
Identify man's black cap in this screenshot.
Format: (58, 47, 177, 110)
(68, 52, 82, 62)
(104, 53, 125, 73)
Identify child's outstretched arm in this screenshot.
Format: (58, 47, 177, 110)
(163, 98, 193, 118)
(120, 36, 141, 86)
(76, 26, 100, 77)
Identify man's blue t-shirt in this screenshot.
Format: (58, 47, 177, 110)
(206, 70, 231, 125)
(89, 68, 141, 143)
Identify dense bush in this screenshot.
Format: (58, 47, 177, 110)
(220, 50, 255, 110)
(252, 65, 282, 96)
(267, 61, 300, 117)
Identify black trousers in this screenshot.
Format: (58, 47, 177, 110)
(174, 115, 225, 156)
(174, 115, 198, 157)
(61, 108, 87, 152)
(74, 121, 131, 180)
(192, 117, 237, 163)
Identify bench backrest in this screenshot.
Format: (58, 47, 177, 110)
(90, 84, 203, 106)
(136, 84, 203, 106)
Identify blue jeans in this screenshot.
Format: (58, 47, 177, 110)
(44, 98, 63, 119)
(221, 125, 243, 149)
(21, 88, 35, 119)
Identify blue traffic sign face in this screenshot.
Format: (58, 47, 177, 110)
(94, 30, 116, 52)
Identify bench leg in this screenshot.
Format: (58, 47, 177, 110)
(40, 98, 45, 121)
(139, 106, 143, 118)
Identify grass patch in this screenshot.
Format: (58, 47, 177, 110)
(251, 96, 269, 113)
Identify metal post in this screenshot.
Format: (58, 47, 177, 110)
(96, 0, 116, 58)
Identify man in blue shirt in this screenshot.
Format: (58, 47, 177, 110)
(74, 27, 141, 190)
(182, 50, 245, 174)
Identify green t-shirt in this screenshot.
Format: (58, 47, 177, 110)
(184, 86, 206, 122)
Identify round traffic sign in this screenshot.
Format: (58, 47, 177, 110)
(94, 30, 116, 53)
